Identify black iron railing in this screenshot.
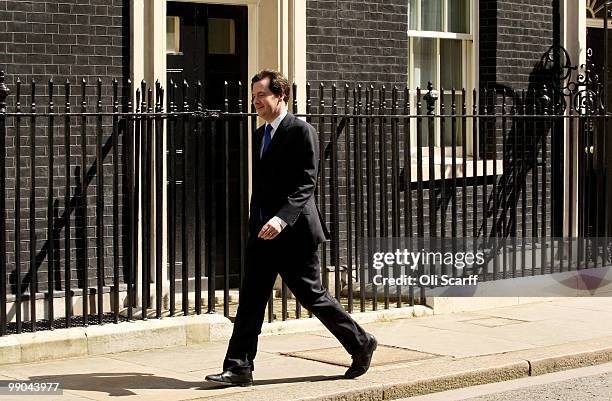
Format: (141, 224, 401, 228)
(0, 52, 611, 335)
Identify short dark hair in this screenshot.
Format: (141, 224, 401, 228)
(251, 69, 290, 103)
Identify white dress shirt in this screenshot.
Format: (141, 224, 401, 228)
(260, 109, 288, 157)
(261, 109, 289, 230)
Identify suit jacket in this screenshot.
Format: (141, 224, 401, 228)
(249, 112, 330, 245)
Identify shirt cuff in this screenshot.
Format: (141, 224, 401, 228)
(271, 216, 287, 230)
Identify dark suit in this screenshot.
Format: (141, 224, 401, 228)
(223, 112, 369, 374)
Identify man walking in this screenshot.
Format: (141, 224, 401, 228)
(205, 70, 377, 386)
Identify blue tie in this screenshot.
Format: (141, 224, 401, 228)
(261, 124, 273, 157)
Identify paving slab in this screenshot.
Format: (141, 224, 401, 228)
(106, 342, 238, 374)
(0, 374, 92, 401)
(467, 318, 612, 347)
(284, 345, 437, 367)
(407, 311, 612, 348)
(0, 356, 143, 379)
(189, 352, 347, 399)
(353, 320, 532, 357)
(477, 300, 612, 322)
(257, 332, 343, 354)
(0, 355, 205, 401)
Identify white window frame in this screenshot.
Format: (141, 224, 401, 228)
(407, 37, 472, 148)
(407, 0, 478, 164)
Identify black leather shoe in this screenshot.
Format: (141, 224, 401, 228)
(345, 334, 377, 379)
(205, 370, 253, 387)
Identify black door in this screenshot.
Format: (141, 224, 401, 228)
(167, 2, 248, 291)
(580, 28, 612, 239)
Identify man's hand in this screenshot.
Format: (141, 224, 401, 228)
(258, 217, 284, 240)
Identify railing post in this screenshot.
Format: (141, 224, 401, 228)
(133, 86, 142, 312)
(424, 81, 438, 116)
(111, 79, 120, 323)
(15, 78, 22, 332)
(154, 80, 165, 318)
(95, 79, 104, 324)
(63, 79, 72, 327)
(424, 81, 438, 241)
(540, 85, 551, 272)
(167, 79, 176, 317)
(0, 71, 9, 336)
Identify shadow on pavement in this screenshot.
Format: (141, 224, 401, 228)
(28, 372, 346, 396)
(29, 373, 205, 396)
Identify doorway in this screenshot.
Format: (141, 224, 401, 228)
(166, 2, 248, 291)
(166, 2, 248, 107)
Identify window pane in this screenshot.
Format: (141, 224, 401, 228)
(411, 37, 436, 147)
(443, 93, 463, 146)
(422, 0, 443, 31)
(440, 40, 462, 89)
(208, 18, 236, 54)
(409, 0, 419, 30)
(413, 37, 436, 89)
(166, 16, 180, 53)
(448, 0, 469, 33)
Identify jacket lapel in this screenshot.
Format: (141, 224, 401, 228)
(253, 125, 264, 165)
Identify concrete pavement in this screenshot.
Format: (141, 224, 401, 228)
(1, 297, 612, 400)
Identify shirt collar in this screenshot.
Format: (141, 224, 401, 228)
(268, 109, 288, 133)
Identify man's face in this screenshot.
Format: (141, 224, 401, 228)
(252, 77, 285, 122)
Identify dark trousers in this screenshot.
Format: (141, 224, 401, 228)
(223, 236, 369, 374)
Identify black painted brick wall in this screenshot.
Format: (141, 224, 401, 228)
(305, 0, 560, 279)
(0, 0, 130, 294)
(480, 0, 557, 240)
(480, 0, 556, 89)
(307, 0, 408, 85)
(306, 0, 409, 259)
